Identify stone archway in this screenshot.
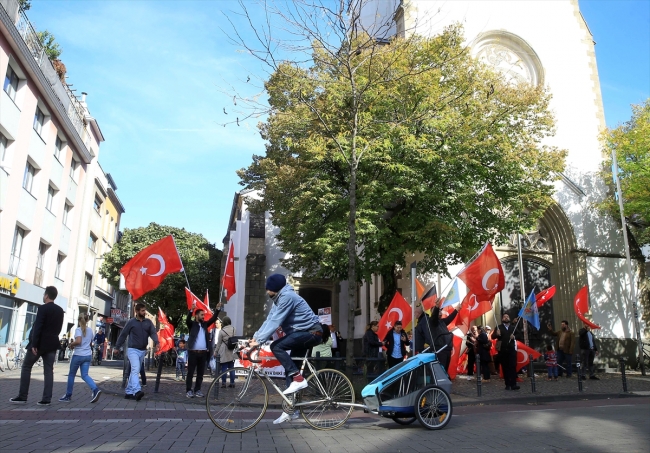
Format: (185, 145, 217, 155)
(496, 203, 587, 334)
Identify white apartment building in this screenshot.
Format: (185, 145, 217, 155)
(0, 0, 124, 355)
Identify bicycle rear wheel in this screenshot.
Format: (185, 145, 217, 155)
(6, 350, 16, 371)
(206, 367, 268, 433)
(299, 368, 354, 430)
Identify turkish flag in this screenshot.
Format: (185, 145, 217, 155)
(457, 243, 505, 300)
(536, 286, 556, 307)
(157, 308, 175, 355)
(377, 292, 412, 341)
(185, 287, 216, 331)
(574, 286, 601, 329)
(515, 341, 542, 372)
(447, 292, 492, 334)
(447, 333, 464, 380)
(120, 235, 183, 300)
(222, 242, 236, 301)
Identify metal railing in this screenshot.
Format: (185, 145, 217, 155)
(8, 255, 23, 277)
(33, 267, 44, 287)
(13, 7, 45, 65)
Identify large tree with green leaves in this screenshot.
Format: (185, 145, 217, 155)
(99, 223, 222, 330)
(598, 99, 650, 335)
(231, 1, 565, 364)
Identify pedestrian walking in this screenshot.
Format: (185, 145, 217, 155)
(214, 317, 236, 388)
(544, 345, 558, 381)
(382, 320, 408, 369)
(185, 300, 221, 398)
(93, 328, 106, 365)
(58, 336, 68, 362)
(547, 320, 575, 377)
(579, 324, 599, 380)
(10, 286, 64, 405)
(491, 313, 522, 390)
(329, 325, 343, 357)
(58, 314, 102, 403)
(113, 303, 159, 401)
(363, 321, 384, 374)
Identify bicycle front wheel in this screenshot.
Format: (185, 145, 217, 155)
(6, 354, 16, 371)
(206, 367, 268, 433)
(300, 368, 354, 430)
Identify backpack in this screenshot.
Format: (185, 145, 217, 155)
(223, 330, 238, 350)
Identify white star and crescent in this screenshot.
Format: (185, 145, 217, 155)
(481, 268, 500, 291)
(139, 254, 166, 277)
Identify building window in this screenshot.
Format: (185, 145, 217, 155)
(33, 106, 45, 136)
(34, 241, 47, 287)
(93, 194, 102, 213)
(0, 298, 17, 346)
(3, 65, 19, 101)
(22, 303, 38, 342)
(62, 203, 71, 226)
(83, 272, 93, 297)
(54, 136, 63, 161)
(0, 132, 8, 162)
(88, 233, 97, 252)
(22, 161, 36, 193)
(69, 159, 78, 180)
(46, 184, 55, 212)
(55, 253, 65, 279)
(9, 226, 25, 276)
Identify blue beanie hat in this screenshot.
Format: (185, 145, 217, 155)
(265, 274, 286, 292)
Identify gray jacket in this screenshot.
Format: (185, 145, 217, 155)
(215, 325, 236, 363)
(115, 317, 158, 351)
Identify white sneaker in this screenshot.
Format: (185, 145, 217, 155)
(273, 412, 299, 424)
(282, 378, 308, 395)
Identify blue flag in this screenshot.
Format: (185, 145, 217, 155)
(518, 289, 540, 330)
(441, 279, 461, 308)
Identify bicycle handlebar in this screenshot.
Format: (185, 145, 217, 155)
(241, 343, 263, 363)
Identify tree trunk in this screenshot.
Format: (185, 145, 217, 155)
(346, 160, 358, 368)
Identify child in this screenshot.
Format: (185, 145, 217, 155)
(176, 340, 187, 381)
(544, 345, 558, 381)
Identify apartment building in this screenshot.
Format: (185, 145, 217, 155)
(0, 0, 123, 353)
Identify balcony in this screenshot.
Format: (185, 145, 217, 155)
(8, 255, 25, 279)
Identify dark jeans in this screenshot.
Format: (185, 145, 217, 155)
(467, 350, 476, 376)
(480, 359, 491, 380)
(557, 349, 572, 377)
(580, 349, 596, 378)
(270, 331, 322, 387)
(220, 361, 235, 384)
(186, 350, 207, 392)
(387, 355, 403, 369)
(437, 350, 451, 373)
(499, 349, 517, 388)
(18, 349, 56, 402)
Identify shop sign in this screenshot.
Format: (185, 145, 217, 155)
(0, 276, 20, 296)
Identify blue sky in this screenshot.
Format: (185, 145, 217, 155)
(24, 0, 650, 246)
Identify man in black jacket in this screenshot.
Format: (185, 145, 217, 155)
(491, 313, 522, 390)
(578, 324, 599, 380)
(185, 300, 221, 398)
(429, 303, 458, 372)
(10, 286, 64, 405)
(383, 321, 409, 368)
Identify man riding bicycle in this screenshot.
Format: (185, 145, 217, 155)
(249, 274, 323, 423)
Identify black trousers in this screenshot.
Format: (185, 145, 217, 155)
(186, 350, 208, 392)
(19, 349, 56, 402)
(437, 350, 452, 373)
(387, 356, 403, 369)
(499, 349, 517, 388)
(467, 350, 476, 375)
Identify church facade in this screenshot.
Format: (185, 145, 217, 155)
(220, 0, 645, 366)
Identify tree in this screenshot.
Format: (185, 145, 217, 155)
(231, 1, 566, 366)
(598, 99, 650, 335)
(19, 0, 31, 11)
(36, 30, 62, 61)
(99, 223, 222, 330)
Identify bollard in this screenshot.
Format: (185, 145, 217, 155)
(476, 353, 482, 397)
(619, 356, 628, 393)
(576, 355, 583, 392)
(529, 355, 536, 393)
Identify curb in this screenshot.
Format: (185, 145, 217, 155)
(451, 391, 645, 407)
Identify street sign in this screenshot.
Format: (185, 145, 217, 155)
(106, 317, 114, 324)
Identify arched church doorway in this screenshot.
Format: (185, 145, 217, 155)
(500, 258, 555, 350)
(298, 287, 332, 313)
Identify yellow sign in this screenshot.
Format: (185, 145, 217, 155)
(0, 276, 20, 295)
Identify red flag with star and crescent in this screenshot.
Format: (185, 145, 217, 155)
(185, 288, 216, 332)
(156, 308, 175, 355)
(222, 242, 236, 301)
(120, 235, 183, 300)
(515, 341, 542, 372)
(457, 242, 505, 300)
(574, 285, 601, 330)
(377, 292, 413, 341)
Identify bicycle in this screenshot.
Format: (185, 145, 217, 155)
(6, 343, 24, 371)
(206, 343, 357, 433)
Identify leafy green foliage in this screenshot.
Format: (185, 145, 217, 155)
(36, 30, 62, 60)
(19, 0, 31, 11)
(599, 99, 650, 247)
(99, 223, 222, 329)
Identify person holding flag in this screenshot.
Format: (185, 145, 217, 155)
(113, 303, 159, 401)
(429, 299, 459, 371)
(491, 313, 522, 390)
(185, 299, 222, 398)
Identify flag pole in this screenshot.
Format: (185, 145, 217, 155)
(411, 261, 417, 357)
(516, 233, 529, 347)
(612, 148, 645, 376)
(171, 235, 192, 290)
